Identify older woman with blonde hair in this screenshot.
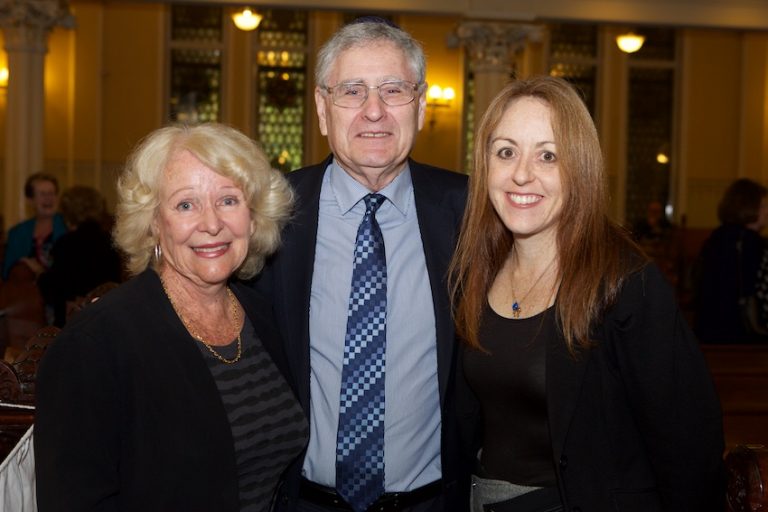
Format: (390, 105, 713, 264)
(450, 76, 724, 511)
(35, 123, 308, 511)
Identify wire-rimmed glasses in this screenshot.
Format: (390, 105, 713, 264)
(323, 80, 422, 108)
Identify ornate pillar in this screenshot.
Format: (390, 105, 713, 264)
(455, 22, 542, 123)
(0, 0, 73, 227)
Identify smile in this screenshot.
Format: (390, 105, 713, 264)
(192, 243, 230, 255)
(508, 193, 542, 205)
(359, 132, 389, 138)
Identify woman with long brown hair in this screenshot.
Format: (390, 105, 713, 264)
(450, 76, 724, 511)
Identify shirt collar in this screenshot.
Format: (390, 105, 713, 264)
(328, 159, 412, 217)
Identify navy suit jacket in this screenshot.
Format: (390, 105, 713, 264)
(254, 156, 469, 511)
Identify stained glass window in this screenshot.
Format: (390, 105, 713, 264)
(255, 10, 308, 172)
(168, 5, 223, 123)
(626, 29, 676, 227)
(463, 68, 475, 173)
(548, 24, 598, 116)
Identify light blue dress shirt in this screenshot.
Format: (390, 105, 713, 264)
(303, 161, 442, 491)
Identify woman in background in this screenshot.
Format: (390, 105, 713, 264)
(450, 76, 724, 511)
(2, 173, 67, 281)
(693, 178, 768, 343)
(35, 123, 307, 511)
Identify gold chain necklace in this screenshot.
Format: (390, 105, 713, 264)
(510, 252, 556, 319)
(160, 278, 243, 364)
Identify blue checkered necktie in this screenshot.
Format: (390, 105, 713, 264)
(336, 193, 387, 512)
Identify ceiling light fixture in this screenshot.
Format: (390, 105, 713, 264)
(232, 8, 262, 32)
(616, 32, 645, 53)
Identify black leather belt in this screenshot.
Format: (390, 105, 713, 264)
(298, 477, 442, 511)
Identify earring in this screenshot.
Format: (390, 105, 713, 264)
(154, 244, 162, 263)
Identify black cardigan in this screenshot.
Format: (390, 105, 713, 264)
(34, 269, 295, 511)
(460, 263, 725, 512)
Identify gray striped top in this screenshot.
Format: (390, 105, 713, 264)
(199, 315, 308, 511)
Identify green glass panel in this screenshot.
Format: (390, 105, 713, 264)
(626, 67, 674, 226)
(170, 49, 221, 123)
(171, 5, 222, 42)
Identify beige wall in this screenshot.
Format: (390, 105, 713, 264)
(406, 14, 465, 172)
(680, 29, 761, 228)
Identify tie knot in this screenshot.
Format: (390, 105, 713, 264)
(364, 193, 386, 214)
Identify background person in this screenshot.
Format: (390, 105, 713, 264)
(37, 185, 124, 327)
(254, 17, 469, 512)
(2, 173, 67, 281)
(450, 76, 724, 511)
(35, 123, 307, 511)
(693, 178, 768, 343)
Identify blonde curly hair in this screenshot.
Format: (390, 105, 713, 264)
(114, 123, 293, 279)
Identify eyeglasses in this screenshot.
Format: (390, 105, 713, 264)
(323, 80, 422, 108)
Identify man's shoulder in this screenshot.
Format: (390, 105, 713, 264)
(287, 159, 331, 184)
(410, 161, 468, 212)
(410, 161, 468, 186)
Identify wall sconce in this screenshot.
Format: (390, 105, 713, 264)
(232, 7, 263, 31)
(426, 84, 455, 130)
(656, 143, 670, 165)
(0, 67, 8, 88)
(616, 32, 645, 53)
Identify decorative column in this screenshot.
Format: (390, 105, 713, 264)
(0, 0, 73, 227)
(455, 22, 542, 123)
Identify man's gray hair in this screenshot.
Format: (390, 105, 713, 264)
(315, 19, 426, 87)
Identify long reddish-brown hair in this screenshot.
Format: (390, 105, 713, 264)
(449, 76, 645, 354)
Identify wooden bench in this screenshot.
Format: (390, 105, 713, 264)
(701, 344, 768, 450)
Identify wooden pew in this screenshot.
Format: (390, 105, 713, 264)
(0, 326, 59, 461)
(0, 263, 46, 361)
(701, 344, 768, 450)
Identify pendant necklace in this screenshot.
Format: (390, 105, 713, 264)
(510, 252, 556, 319)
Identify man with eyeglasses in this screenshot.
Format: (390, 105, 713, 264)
(253, 16, 469, 512)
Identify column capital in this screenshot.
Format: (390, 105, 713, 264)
(0, 0, 74, 31)
(455, 21, 543, 73)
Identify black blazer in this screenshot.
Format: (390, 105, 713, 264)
(461, 264, 726, 512)
(254, 156, 469, 510)
(34, 270, 294, 511)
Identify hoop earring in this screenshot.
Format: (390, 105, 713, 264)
(154, 244, 162, 263)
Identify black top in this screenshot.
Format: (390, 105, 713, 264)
(464, 304, 557, 487)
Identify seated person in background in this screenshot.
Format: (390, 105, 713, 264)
(694, 178, 768, 343)
(37, 185, 124, 327)
(632, 200, 673, 242)
(631, 200, 680, 287)
(2, 173, 67, 281)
